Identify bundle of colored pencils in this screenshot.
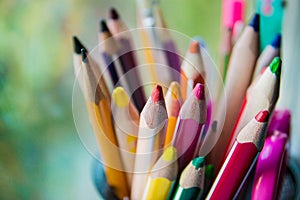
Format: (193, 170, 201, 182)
(72, 2, 291, 199)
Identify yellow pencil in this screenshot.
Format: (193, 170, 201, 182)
(111, 87, 140, 188)
(142, 146, 178, 200)
(81, 49, 129, 199)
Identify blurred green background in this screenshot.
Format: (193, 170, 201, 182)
(0, 0, 255, 199)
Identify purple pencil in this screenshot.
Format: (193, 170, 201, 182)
(172, 83, 207, 172)
(108, 8, 146, 112)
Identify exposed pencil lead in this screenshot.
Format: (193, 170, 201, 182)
(269, 57, 281, 76)
(109, 7, 119, 20)
(189, 41, 200, 53)
(73, 36, 86, 54)
(255, 110, 269, 122)
(249, 13, 260, 32)
(100, 19, 109, 32)
(193, 83, 205, 100)
(192, 157, 205, 169)
(81, 48, 88, 63)
(151, 85, 164, 103)
(271, 34, 281, 48)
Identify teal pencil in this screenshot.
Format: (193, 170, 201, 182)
(174, 157, 205, 200)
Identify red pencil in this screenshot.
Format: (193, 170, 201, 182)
(206, 110, 269, 200)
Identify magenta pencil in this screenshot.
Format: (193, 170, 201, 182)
(172, 83, 207, 172)
(251, 131, 288, 200)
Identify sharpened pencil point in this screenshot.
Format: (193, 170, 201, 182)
(193, 83, 205, 100)
(189, 41, 200, 53)
(163, 146, 177, 161)
(255, 110, 269, 122)
(269, 57, 281, 76)
(169, 82, 182, 100)
(81, 48, 88, 63)
(205, 164, 214, 179)
(73, 36, 86, 54)
(249, 13, 259, 32)
(109, 8, 119, 20)
(112, 87, 130, 108)
(271, 34, 281, 48)
(151, 85, 164, 103)
(192, 157, 205, 169)
(100, 19, 109, 32)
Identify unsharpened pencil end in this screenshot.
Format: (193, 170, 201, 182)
(73, 36, 86, 54)
(269, 57, 281, 76)
(100, 19, 109, 32)
(271, 34, 281, 48)
(151, 85, 164, 103)
(169, 81, 182, 100)
(249, 13, 260, 32)
(112, 87, 130, 108)
(81, 48, 88, 63)
(163, 146, 177, 161)
(192, 157, 205, 169)
(109, 7, 119, 20)
(189, 41, 200, 53)
(193, 83, 205, 100)
(255, 110, 269, 122)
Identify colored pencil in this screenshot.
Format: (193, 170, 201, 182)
(226, 57, 281, 156)
(173, 157, 206, 200)
(111, 87, 140, 188)
(108, 8, 147, 112)
(180, 41, 206, 100)
(206, 110, 269, 200)
(131, 85, 168, 200)
(251, 131, 288, 200)
(173, 83, 206, 172)
(72, 36, 110, 100)
(154, 4, 181, 82)
(164, 81, 183, 147)
(142, 146, 178, 200)
(210, 13, 260, 175)
(220, 0, 245, 81)
(99, 20, 129, 91)
(81, 49, 129, 199)
(231, 20, 244, 45)
(253, 34, 281, 79)
(198, 120, 218, 157)
(267, 109, 291, 137)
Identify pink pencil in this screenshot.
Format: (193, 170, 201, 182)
(207, 110, 269, 200)
(172, 83, 207, 172)
(251, 131, 288, 200)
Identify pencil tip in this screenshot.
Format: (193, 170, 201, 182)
(100, 19, 109, 32)
(81, 48, 88, 63)
(255, 110, 269, 122)
(205, 164, 214, 179)
(192, 157, 205, 169)
(151, 85, 164, 103)
(271, 34, 281, 48)
(168, 81, 182, 100)
(109, 7, 119, 20)
(112, 87, 130, 107)
(269, 57, 281, 76)
(249, 13, 260, 32)
(193, 83, 205, 100)
(73, 36, 86, 54)
(189, 41, 200, 53)
(163, 146, 177, 161)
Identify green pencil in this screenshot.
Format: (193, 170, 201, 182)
(173, 157, 205, 200)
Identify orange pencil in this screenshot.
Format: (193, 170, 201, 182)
(164, 82, 183, 147)
(180, 41, 206, 100)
